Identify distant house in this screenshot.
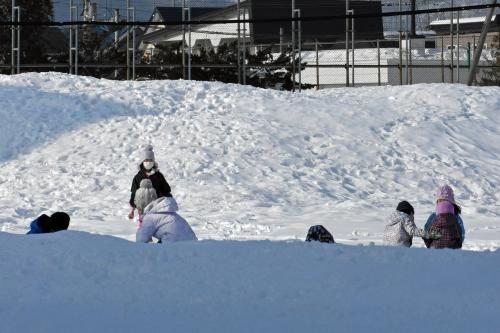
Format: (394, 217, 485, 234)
(429, 15, 500, 49)
(141, 0, 384, 54)
(140, 6, 224, 57)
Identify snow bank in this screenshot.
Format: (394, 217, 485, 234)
(1, 231, 499, 332)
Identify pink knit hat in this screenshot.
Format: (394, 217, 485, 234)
(436, 200, 455, 215)
(436, 185, 455, 204)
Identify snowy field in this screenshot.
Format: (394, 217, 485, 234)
(0, 73, 499, 331)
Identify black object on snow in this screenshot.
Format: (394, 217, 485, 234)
(306, 225, 335, 243)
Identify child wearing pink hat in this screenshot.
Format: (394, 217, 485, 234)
(424, 185, 465, 249)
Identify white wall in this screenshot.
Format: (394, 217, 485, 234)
(148, 10, 250, 49)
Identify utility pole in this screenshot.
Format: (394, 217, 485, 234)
(468, 0, 497, 85)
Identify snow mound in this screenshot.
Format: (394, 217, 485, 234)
(1, 231, 499, 332)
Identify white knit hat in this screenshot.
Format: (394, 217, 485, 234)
(134, 179, 158, 211)
(143, 144, 155, 161)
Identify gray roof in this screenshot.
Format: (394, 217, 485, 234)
(143, 3, 243, 43)
(153, 6, 224, 23)
(429, 15, 500, 34)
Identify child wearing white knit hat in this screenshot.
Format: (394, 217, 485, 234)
(134, 179, 157, 227)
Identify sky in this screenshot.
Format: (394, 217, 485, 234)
(53, 0, 237, 21)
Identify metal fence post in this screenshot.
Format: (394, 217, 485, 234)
(316, 39, 319, 90)
(409, 36, 413, 84)
(405, 17, 409, 84)
(132, 7, 136, 80)
(345, 0, 350, 87)
(114, 8, 119, 78)
(187, 7, 191, 81)
(295, 9, 302, 92)
(237, 0, 241, 84)
(457, 9, 460, 83)
(182, 0, 186, 80)
(398, 0, 402, 85)
(242, 5, 247, 85)
(377, 39, 381, 86)
(11, 0, 20, 74)
(127, 0, 130, 80)
(350, 9, 355, 87)
(69, 0, 73, 74)
(69, 0, 79, 75)
(441, 36, 445, 83)
(280, 27, 284, 54)
(467, 42, 471, 68)
(450, 0, 454, 83)
(292, 0, 296, 92)
(126, 0, 136, 80)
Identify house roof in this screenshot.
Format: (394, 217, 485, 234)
(143, 3, 244, 44)
(429, 15, 500, 35)
(430, 15, 497, 26)
(152, 6, 225, 23)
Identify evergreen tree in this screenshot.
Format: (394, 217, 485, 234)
(481, 35, 500, 86)
(139, 41, 312, 90)
(0, 0, 54, 64)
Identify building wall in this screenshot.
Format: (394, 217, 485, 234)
(387, 59, 491, 85)
(436, 33, 500, 50)
(251, 0, 384, 44)
(145, 9, 250, 51)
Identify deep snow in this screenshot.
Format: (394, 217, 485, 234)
(1, 231, 500, 333)
(0, 73, 499, 331)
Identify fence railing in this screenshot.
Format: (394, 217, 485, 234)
(0, 0, 498, 89)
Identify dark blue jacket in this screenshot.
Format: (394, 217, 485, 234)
(27, 215, 51, 234)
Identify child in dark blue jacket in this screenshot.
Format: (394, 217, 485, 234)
(27, 212, 70, 234)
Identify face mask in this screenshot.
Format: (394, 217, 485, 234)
(143, 161, 155, 170)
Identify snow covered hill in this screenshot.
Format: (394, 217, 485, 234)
(0, 73, 499, 249)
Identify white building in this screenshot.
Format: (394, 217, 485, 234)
(141, 4, 251, 55)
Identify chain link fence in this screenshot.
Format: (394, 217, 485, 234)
(0, 0, 499, 88)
